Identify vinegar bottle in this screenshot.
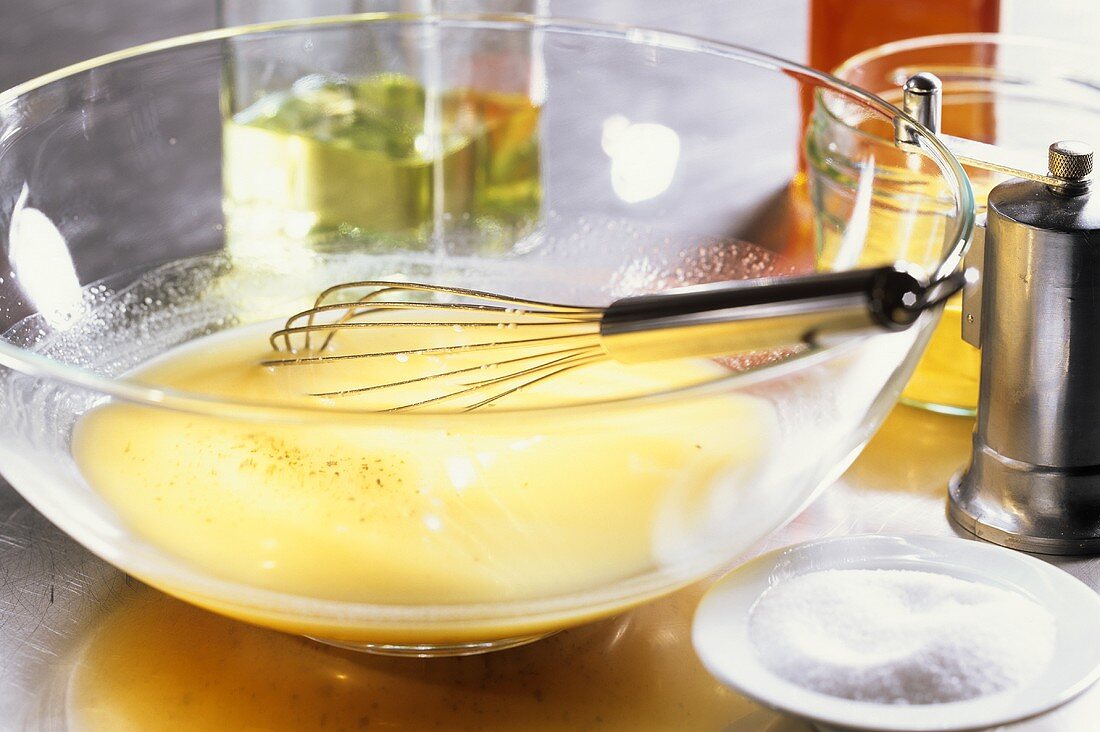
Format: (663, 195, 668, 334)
(809, 0, 1000, 73)
(802, 0, 1000, 144)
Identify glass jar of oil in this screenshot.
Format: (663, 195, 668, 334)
(809, 34, 1100, 416)
(219, 1, 544, 261)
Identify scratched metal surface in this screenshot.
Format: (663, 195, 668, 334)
(0, 0, 214, 722)
(3, 1, 1100, 730)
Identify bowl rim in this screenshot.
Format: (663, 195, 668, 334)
(832, 31, 1099, 82)
(815, 32, 1100, 155)
(0, 12, 975, 421)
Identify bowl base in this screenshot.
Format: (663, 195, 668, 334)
(898, 394, 976, 418)
(307, 632, 556, 656)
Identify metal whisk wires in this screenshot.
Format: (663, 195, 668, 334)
(264, 265, 960, 412)
(264, 281, 610, 411)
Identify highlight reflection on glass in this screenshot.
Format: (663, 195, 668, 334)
(8, 186, 83, 331)
(602, 115, 681, 203)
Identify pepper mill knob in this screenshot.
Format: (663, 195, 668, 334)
(1048, 140, 1093, 194)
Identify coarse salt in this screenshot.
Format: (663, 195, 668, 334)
(747, 569, 1056, 704)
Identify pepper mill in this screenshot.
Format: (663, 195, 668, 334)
(894, 73, 1100, 554)
(949, 140, 1100, 554)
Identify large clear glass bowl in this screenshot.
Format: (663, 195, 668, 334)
(0, 15, 973, 655)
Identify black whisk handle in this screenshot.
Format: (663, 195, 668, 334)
(599, 264, 955, 363)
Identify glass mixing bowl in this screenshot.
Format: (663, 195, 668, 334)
(0, 15, 972, 656)
(811, 33, 1100, 416)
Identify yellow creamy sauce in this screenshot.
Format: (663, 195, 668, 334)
(72, 316, 775, 638)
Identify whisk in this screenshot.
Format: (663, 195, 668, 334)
(264, 264, 966, 411)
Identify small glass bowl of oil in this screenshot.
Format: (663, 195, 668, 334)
(0, 15, 972, 656)
(808, 33, 1100, 416)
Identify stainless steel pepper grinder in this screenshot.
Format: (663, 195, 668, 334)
(896, 73, 1100, 554)
(950, 140, 1099, 554)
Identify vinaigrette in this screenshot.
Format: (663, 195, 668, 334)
(73, 318, 776, 642)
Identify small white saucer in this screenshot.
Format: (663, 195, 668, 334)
(692, 534, 1100, 732)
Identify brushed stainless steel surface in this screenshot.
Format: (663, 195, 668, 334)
(902, 72, 942, 133)
(894, 71, 942, 148)
(952, 174, 1100, 553)
(961, 216, 985, 348)
(950, 445, 1100, 554)
(974, 179, 1100, 466)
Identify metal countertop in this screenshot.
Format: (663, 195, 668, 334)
(3, 1, 1100, 730)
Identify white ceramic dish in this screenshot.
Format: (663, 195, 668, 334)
(692, 534, 1100, 732)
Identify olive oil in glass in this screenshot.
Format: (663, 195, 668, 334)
(223, 73, 541, 259)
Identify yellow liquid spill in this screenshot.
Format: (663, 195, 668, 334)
(65, 582, 764, 731)
(223, 74, 541, 258)
(72, 317, 776, 643)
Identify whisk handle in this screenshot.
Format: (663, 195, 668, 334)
(599, 264, 957, 363)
